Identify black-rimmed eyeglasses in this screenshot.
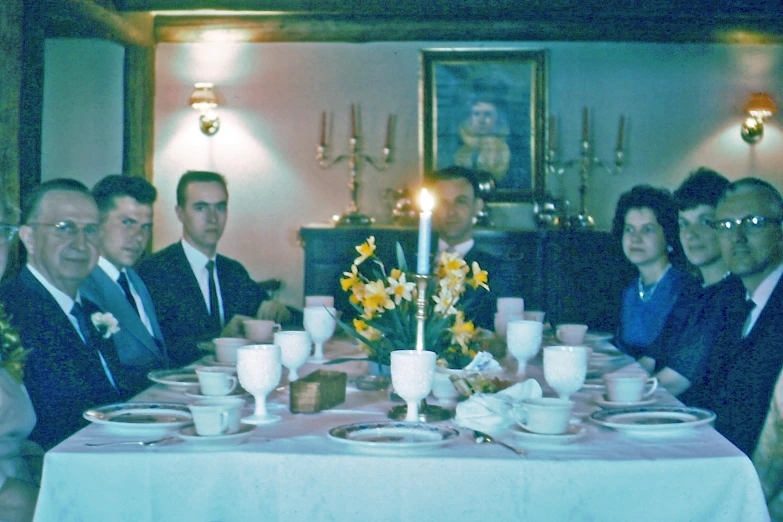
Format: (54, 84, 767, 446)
(710, 215, 783, 235)
(28, 221, 100, 243)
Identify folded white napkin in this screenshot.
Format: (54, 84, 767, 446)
(463, 351, 503, 373)
(454, 379, 543, 431)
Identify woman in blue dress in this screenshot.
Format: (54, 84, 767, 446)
(612, 185, 700, 373)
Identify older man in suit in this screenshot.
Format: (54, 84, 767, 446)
(684, 178, 783, 457)
(80, 176, 169, 394)
(138, 171, 292, 367)
(0, 179, 130, 450)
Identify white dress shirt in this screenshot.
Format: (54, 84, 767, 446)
(181, 239, 224, 325)
(97, 257, 154, 337)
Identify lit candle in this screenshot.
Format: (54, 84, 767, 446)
(582, 107, 589, 142)
(417, 189, 435, 274)
(319, 111, 326, 146)
(617, 115, 625, 150)
(350, 104, 357, 138)
(549, 115, 556, 151)
(385, 114, 393, 148)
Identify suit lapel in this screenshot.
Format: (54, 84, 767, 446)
(173, 243, 212, 323)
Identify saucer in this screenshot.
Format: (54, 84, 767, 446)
(510, 424, 586, 445)
(184, 389, 249, 400)
(198, 355, 236, 368)
(176, 424, 256, 447)
(594, 395, 657, 409)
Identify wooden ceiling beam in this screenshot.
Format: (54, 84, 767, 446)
(45, 0, 155, 47)
(153, 14, 783, 44)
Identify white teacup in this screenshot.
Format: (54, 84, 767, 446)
(213, 337, 249, 364)
(193, 396, 245, 433)
(497, 297, 525, 316)
(196, 367, 238, 396)
(243, 319, 282, 343)
(523, 310, 546, 323)
(305, 295, 334, 308)
(603, 373, 658, 403)
(188, 403, 237, 436)
(494, 312, 524, 339)
(514, 397, 573, 435)
(556, 324, 589, 345)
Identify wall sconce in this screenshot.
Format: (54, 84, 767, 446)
(741, 92, 777, 144)
(189, 82, 220, 136)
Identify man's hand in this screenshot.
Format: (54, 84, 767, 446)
(257, 300, 292, 324)
(221, 315, 252, 338)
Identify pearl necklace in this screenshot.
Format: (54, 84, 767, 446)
(638, 265, 671, 303)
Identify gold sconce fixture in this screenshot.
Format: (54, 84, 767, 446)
(741, 92, 776, 144)
(189, 82, 220, 136)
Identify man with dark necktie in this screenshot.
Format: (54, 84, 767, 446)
(80, 176, 170, 394)
(0, 179, 131, 449)
(138, 171, 291, 367)
(683, 178, 783, 457)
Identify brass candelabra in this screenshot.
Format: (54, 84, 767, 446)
(316, 106, 394, 226)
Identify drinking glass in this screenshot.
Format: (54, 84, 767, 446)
(391, 350, 436, 422)
(543, 345, 588, 400)
(236, 344, 282, 425)
(274, 330, 312, 382)
(303, 306, 337, 363)
(507, 319, 543, 376)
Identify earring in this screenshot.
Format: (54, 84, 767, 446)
(667, 245, 674, 253)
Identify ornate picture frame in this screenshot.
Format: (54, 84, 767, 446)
(420, 48, 548, 202)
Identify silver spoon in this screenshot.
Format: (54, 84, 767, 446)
(86, 436, 174, 447)
(473, 430, 526, 457)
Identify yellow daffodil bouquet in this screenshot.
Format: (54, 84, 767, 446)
(338, 236, 489, 369)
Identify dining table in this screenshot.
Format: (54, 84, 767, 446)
(33, 335, 770, 522)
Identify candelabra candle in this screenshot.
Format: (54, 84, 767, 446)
(582, 107, 589, 142)
(549, 115, 556, 151)
(417, 189, 434, 274)
(617, 115, 625, 150)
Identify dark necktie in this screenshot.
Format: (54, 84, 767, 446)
(71, 301, 121, 393)
(117, 272, 140, 316)
(742, 298, 757, 338)
(206, 260, 222, 330)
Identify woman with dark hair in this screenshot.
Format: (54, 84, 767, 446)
(612, 185, 700, 371)
(0, 193, 40, 522)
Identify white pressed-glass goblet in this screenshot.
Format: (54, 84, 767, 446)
(236, 344, 282, 425)
(303, 306, 337, 364)
(391, 350, 437, 422)
(543, 345, 588, 400)
(507, 319, 543, 377)
(274, 330, 312, 382)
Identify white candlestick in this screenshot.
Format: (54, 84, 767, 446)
(417, 189, 434, 274)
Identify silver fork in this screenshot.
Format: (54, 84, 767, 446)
(85, 436, 174, 447)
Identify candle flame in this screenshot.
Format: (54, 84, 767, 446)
(419, 189, 435, 213)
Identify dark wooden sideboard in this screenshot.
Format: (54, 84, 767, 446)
(299, 225, 636, 332)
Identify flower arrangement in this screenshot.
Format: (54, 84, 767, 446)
(0, 304, 30, 383)
(339, 236, 489, 369)
(91, 312, 120, 339)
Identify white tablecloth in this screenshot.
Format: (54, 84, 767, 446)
(33, 339, 769, 522)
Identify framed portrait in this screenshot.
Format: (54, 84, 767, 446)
(420, 48, 548, 202)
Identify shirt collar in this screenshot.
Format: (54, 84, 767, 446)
(26, 263, 77, 316)
(747, 263, 783, 310)
(181, 238, 215, 273)
(438, 238, 474, 258)
(97, 256, 122, 282)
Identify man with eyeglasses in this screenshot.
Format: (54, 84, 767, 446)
(0, 179, 131, 449)
(80, 176, 170, 394)
(682, 177, 783, 458)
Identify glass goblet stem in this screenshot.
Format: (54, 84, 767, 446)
(405, 400, 420, 422)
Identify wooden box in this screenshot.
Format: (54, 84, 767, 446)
(290, 370, 347, 413)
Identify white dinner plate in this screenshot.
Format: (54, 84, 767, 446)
(510, 424, 586, 445)
(584, 332, 614, 343)
(582, 378, 606, 391)
(328, 422, 459, 452)
(198, 355, 236, 368)
(184, 389, 249, 401)
(83, 402, 192, 436)
(589, 406, 716, 436)
(177, 424, 256, 448)
(593, 395, 657, 409)
(147, 369, 200, 391)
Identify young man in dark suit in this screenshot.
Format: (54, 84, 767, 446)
(137, 171, 291, 367)
(428, 166, 521, 331)
(0, 179, 131, 449)
(80, 175, 170, 394)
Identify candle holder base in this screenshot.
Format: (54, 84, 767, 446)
(570, 213, 596, 229)
(387, 400, 453, 422)
(333, 211, 375, 227)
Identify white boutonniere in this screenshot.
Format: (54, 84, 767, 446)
(90, 312, 120, 339)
